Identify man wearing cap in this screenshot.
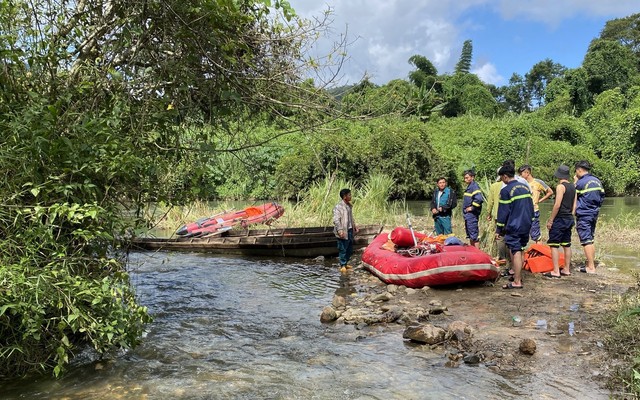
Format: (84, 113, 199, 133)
(462, 170, 484, 248)
(518, 165, 553, 243)
(496, 164, 534, 289)
(574, 160, 605, 274)
(545, 165, 576, 278)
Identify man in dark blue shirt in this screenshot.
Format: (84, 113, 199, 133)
(574, 160, 605, 274)
(496, 164, 534, 289)
(462, 170, 483, 248)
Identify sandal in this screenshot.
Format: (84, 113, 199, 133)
(500, 269, 515, 277)
(542, 272, 561, 279)
(502, 282, 523, 290)
(579, 266, 596, 274)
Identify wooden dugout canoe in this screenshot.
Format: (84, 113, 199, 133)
(131, 225, 384, 258)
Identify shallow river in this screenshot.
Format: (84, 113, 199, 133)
(1, 250, 611, 399)
(2, 197, 637, 399)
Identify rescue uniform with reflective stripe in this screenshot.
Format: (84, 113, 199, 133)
(496, 180, 534, 252)
(463, 181, 483, 241)
(575, 173, 605, 245)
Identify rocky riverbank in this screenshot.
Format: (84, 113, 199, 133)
(320, 257, 634, 391)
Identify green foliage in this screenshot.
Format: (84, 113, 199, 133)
(455, 40, 473, 74)
(274, 117, 444, 199)
(0, 0, 339, 377)
(600, 13, 640, 57)
(441, 73, 498, 117)
(545, 68, 592, 116)
(583, 39, 639, 95)
(408, 55, 439, 87)
(525, 58, 566, 107)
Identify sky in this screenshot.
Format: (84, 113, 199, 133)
(286, 0, 640, 87)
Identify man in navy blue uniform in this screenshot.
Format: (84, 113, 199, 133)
(462, 170, 483, 248)
(496, 164, 534, 289)
(574, 160, 605, 274)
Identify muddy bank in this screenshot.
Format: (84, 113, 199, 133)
(321, 255, 634, 396)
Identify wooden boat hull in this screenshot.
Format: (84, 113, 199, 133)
(132, 225, 384, 258)
(362, 233, 499, 288)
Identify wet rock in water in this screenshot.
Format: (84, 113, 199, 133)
(387, 284, 399, 294)
(519, 338, 537, 355)
(370, 292, 394, 302)
(320, 306, 338, 323)
(378, 307, 404, 323)
(444, 360, 460, 368)
(446, 321, 473, 342)
(463, 353, 481, 364)
(402, 324, 446, 345)
(332, 295, 346, 309)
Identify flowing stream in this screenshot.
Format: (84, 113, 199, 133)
(1, 197, 638, 399)
(1, 250, 613, 399)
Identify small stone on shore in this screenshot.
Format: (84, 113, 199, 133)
(519, 338, 537, 355)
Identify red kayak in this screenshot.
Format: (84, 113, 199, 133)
(176, 202, 285, 237)
(362, 232, 499, 288)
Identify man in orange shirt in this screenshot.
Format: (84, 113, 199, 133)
(518, 165, 553, 243)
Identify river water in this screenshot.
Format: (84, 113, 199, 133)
(1, 250, 610, 399)
(1, 197, 637, 399)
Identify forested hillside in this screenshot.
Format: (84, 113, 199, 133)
(181, 13, 640, 200)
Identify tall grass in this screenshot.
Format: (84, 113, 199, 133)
(142, 173, 401, 234)
(599, 272, 640, 399)
(275, 172, 400, 228)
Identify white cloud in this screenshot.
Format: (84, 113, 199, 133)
(471, 62, 504, 85)
(286, 0, 640, 86)
(289, 0, 479, 84)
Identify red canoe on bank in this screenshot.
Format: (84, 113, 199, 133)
(176, 202, 285, 237)
(362, 232, 499, 288)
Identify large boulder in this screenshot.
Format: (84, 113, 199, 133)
(403, 324, 446, 345)
(320, 306, 338, 323)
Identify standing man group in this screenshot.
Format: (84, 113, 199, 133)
(430, 177, 456, 235)
(337, 160, 605, 280)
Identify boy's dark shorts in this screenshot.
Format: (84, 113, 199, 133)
(548, 217, 574, 247)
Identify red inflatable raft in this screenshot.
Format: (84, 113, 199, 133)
(176, 202, 285, 237)
(362, 231, 499, 288)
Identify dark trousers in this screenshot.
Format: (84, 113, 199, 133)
(337, 229, 354, 266)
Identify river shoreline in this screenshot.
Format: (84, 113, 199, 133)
(321, 246, 635, 398)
